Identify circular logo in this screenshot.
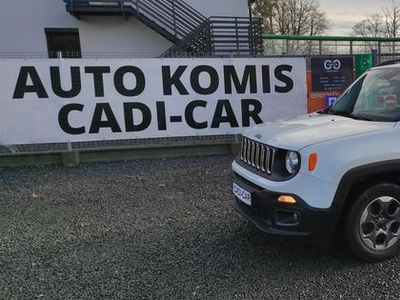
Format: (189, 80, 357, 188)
(324, 59, 341, 70)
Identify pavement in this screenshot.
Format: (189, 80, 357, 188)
(1, 155, 399, 299)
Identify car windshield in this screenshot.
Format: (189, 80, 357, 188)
(322, 67, 400, 122)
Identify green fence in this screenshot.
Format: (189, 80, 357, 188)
(262, 34, 400, 65)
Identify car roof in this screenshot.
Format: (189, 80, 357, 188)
(375, 59, 400, 67)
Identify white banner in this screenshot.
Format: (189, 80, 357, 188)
(0, 57, 306, 145)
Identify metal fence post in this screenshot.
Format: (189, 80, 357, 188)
(136, 0, 140, 17)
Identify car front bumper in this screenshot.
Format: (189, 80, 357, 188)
(231, 172, 339, 246)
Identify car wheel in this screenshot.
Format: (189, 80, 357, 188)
(345, 183, 400, 262)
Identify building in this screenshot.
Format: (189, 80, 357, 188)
(0, 0, 262, 59)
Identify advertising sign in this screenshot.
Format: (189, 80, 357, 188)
(325, 95, 339, 107)
(311, 57, 354, 92)
(0, 57, 307, 145)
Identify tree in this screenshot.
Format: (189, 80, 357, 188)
(383, 0, 400, 37)
(352, 0, 400, 37)
(252, 0, 277, 34)
(353, 14, 383, 37)
(252, 0, 330, 36)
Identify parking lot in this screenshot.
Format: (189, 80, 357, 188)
(1, 155, 400, 299)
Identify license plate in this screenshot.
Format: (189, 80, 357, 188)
(232, 182, 252, 206)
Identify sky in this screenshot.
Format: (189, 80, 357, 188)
(319, 0, 395, 36)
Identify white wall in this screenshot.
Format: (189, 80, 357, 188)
(75, 17, 173, 58)
(0, 0, 173, 58)
(0, 0, 249, 58)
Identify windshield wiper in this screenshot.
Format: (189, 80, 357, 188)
(327, 109, 350, 116)
(327, 109, 371, 121)
(347, 113, 371, 121)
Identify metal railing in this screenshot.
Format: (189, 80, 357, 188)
(64, 0, 206, 41)
(161, 17, 263, 57)
(262, 34, 400, 65)
(64, 0, 263, 57)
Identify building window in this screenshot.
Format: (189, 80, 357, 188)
(45, 28, 81, 58)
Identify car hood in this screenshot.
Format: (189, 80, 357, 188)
(243, 113, 395, 150)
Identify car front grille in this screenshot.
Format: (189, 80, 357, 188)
(240, 137, 276, 174)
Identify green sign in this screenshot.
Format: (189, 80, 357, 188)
(355, 53, 373, 78)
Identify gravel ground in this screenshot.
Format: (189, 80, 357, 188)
(1, 155, 400, 300)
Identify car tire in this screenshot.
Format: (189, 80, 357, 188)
(345, 183, 400, 262)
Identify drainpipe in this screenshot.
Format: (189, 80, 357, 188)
(248, 0, 255, 19)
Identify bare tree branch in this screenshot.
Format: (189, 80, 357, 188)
(353, 0, 400, 38)
(252, 0, 330, 35)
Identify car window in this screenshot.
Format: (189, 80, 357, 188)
(328, 67, 400, 122)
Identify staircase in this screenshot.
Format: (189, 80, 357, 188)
(64, 0, 263, 57)
(161, 17, 263, 57)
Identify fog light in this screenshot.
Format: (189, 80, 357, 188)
(273, 210, 300, 226)
(278, 195, 296, 204)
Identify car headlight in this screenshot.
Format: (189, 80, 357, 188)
(285, 151, 300, 174)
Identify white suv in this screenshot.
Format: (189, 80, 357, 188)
(231, 61, 400, 262)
